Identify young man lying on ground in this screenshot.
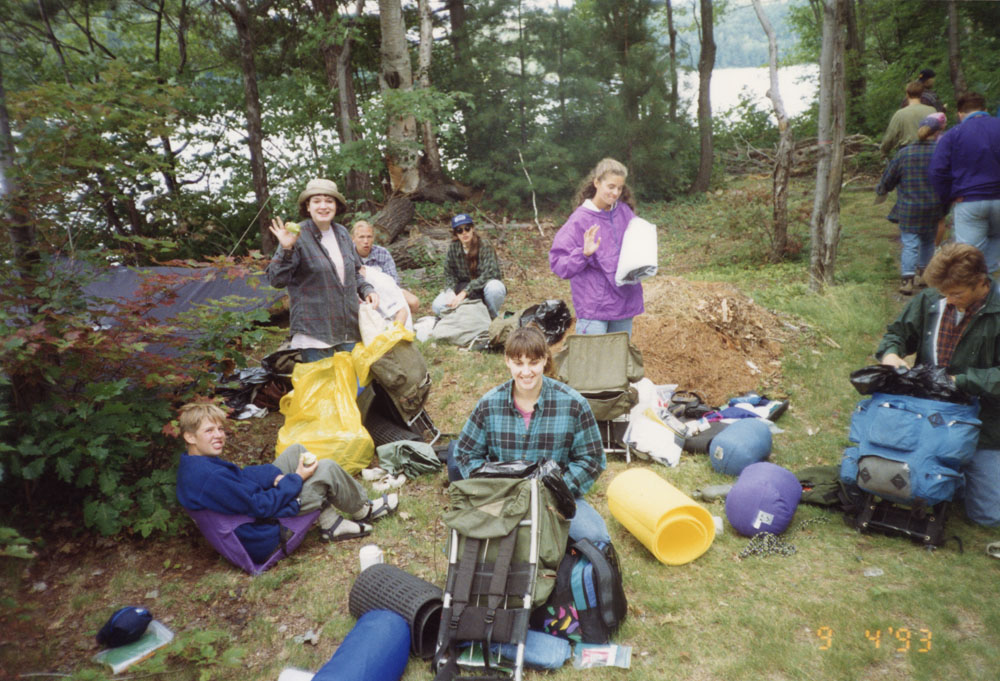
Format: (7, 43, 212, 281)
(446, 326, 611, 544)
(175, 403, 398, 562)
(877, 243, 1000, 526)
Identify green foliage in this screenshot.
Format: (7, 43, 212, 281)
(0, 526, 36, 559)
(166, 629, 246, 680)
(0, 253, 275, 537)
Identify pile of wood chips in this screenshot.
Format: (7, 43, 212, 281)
(632, 276, 797, 407)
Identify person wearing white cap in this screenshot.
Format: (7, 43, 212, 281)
(267, 178, 379, 361)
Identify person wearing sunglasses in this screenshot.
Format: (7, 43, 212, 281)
(431, 213, 506, 318)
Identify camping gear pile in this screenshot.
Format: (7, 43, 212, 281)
(837, 365, 981, 546)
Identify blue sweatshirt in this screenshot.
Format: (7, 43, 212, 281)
(176, 454, 302, 563)
(928, 111, 1000, 204)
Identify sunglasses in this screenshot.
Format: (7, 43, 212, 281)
(453, 224, 474, 234)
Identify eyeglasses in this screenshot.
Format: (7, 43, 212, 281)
(453, 224, 474, 234)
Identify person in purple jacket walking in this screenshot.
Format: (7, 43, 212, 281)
(549, 158, 644, 336)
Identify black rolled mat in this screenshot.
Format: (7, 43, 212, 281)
(348, 564, 443, 659)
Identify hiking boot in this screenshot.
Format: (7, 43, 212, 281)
(915, 268, 928, 288)
(899, 276, 915, 295)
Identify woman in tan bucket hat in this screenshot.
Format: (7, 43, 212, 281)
(267, 178, 379, 362)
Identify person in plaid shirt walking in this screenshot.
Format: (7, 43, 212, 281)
(877, 113, 948, 295)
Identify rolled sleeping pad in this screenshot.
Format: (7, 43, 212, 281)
(348, 563, 442, 659)
(312, 609, 409, 681)
(725, 462, 802, 537)
(708, 418, 772, 476)
(607, 468, 715, 565)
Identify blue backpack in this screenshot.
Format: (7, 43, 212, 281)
(530, 539, 627, 644)
(840, 392, 981, 506)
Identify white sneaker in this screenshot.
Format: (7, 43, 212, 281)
(362, 467, 387, 481)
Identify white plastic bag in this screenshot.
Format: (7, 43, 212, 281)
(358, 302, 388, 347)
(615, 216, 658, 286)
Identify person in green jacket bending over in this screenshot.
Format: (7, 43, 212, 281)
(877, 243, 1000, 525)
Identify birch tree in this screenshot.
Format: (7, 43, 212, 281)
(751, 0, 793, 262)
(808, 0, 847, 291)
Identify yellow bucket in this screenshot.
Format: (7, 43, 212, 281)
(607, 468, 715, 566)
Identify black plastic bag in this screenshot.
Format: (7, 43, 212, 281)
(519, 299, 573, 345)
(849, 364, 974, 404)
(469, 459, 576, 519)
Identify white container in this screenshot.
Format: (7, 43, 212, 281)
(359, 544, 384, 572)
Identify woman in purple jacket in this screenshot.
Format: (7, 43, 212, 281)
(549, 158, 644, 336)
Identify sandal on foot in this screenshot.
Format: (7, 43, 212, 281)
(318, 515, 372, 543)
(357, 493, 399, 523)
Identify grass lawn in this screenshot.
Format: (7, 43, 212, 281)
(3, 174, 999, 680)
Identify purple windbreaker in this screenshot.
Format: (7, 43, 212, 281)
(549, 201, 644, 321)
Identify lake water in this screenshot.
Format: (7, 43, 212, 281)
(679, 63, 819, 122)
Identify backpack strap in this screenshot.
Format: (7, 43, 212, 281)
(571, 539, 619, 634)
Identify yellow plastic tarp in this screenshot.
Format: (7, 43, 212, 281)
(275, 353, 373, 474)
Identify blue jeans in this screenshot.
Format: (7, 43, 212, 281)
(576, 317, 634, 337)
(899, 230, 935, 276)
(954, 199, 1000, 272)
(963, 448, 1000, 526)
(431, 280, 507, 319)
(445, 442, 611, 543)
(300, 343, 356, 363)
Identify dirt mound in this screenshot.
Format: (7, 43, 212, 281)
(632, 276, 795, 406)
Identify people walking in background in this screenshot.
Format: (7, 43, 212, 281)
(899, 68, 946, 113)
(549, 158, 643, 337)
(928, 91, 1000, 273)
(881, 81, 937, 157)
(431, 213, 507, 319)
(876, 113, 948, 295)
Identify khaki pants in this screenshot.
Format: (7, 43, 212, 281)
(273, 444, 367, 516)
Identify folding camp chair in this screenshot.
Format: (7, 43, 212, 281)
(185, 508, 320, 576)
(552, 332, 644, 462)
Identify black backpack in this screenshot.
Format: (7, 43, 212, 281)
(530, 539, 627, 644)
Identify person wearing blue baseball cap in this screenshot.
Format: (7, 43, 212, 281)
(431, 213, 507, 318)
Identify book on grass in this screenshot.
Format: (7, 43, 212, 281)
(94, 620, 174, 674)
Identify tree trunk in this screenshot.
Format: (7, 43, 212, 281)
(314, 0, 371, 198)
(386, 232, 444, 270)
(0, 57, 36, 270)
(373, 195, 416, 244)
(666, 0, 678, 123)
(377, 0, 470, 204)
(751, 0, 793, 262)
(843, 0, 866, 131)
(947, 0, 968, 96)
(417, 0, 444, 180)
(377, 0, 420, 195)
(808, 0, 847, 291)
(221, 0, 274, 253)
(688, 0, 715, 194)
(447, 0, 467, 68)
